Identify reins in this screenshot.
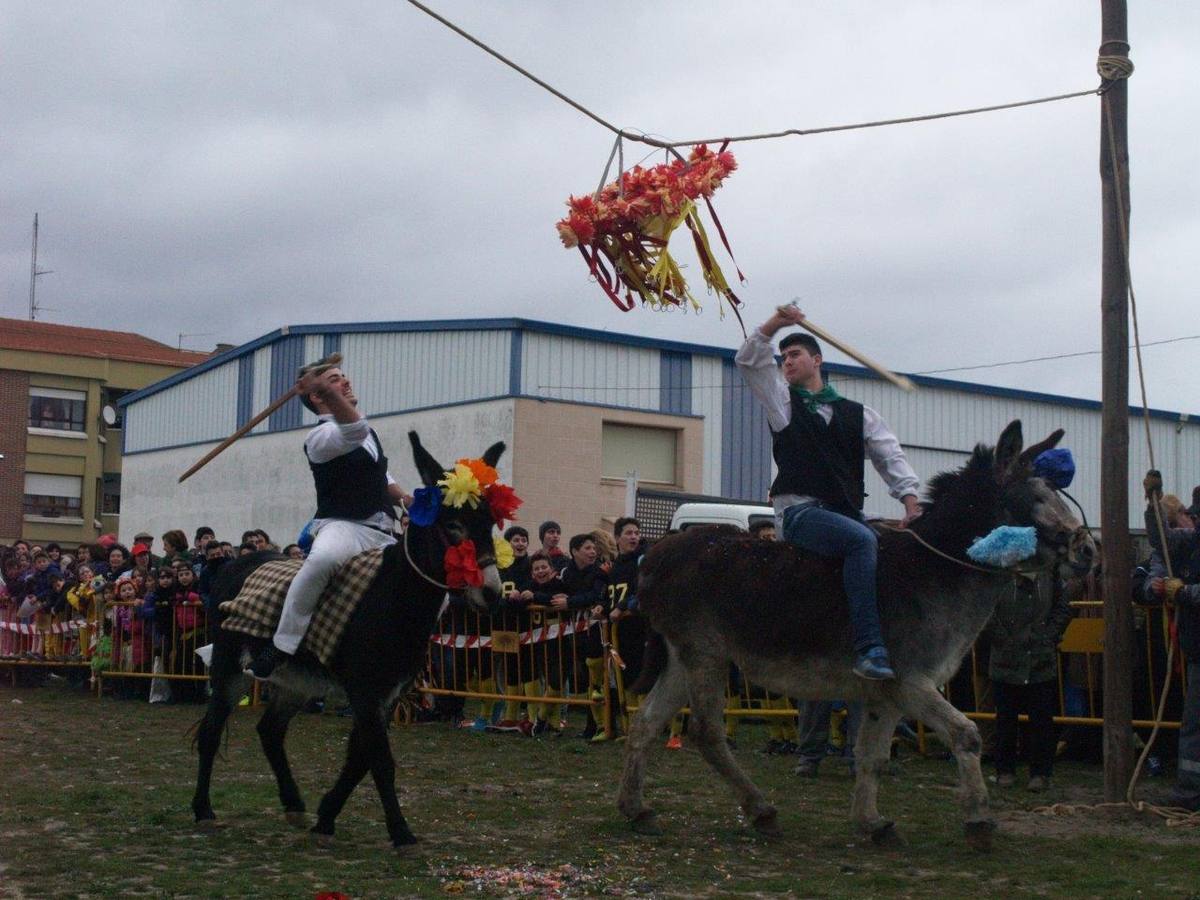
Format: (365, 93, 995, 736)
(398, 501, 453, 591)
(876, 521, 1051, 578)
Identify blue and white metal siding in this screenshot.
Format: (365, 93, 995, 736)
(340, 329, 509, 417)
(249, 347, 272, 435)
(690, 355, 724, 496)
(719, 359, 772, 502)
(300, 334, 324, 426)
(519, 332, 659, 410)
(124, 361, 239, 453)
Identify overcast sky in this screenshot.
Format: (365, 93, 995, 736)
(3, 3, 1198, 415)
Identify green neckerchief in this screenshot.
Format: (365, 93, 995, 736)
(789, 382, 842, 413)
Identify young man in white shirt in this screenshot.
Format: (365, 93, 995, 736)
(250, 362, 412, 679)
(735, 304, 921, 680)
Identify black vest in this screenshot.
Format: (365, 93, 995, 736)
(306, 428, 395, 521)
(770, 396, 865, 516)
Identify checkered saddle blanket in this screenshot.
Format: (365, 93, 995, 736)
(219, 549, 386, 667)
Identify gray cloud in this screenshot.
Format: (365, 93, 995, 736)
(3, 1, 1197, 415)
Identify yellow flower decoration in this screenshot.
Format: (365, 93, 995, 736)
(438, 464, 482, 508)
(493, 535, 514, 570)
(456, 457, 499, 488)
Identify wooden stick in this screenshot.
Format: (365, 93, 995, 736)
(177, 352, 342, 483)
(778, 305, 916, 392)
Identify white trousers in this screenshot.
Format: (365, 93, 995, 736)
(273, 520, 396, 654)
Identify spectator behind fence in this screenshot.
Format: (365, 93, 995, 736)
(101, 544, 132, 582)
(538, 521, 568, 572)
(988, 572, 1072, 792)
(555, 533, 610, 740)
(1141, 487, 1200, 812)
(161, 530, 191, 566)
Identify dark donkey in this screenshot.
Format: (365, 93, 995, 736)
(618, 421, 1095, 850)
(191, 432, 504, 848)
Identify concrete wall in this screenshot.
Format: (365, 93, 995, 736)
(119, 400, 515, 548)
(510, 397, 703, 545)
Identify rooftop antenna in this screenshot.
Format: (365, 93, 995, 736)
(28, 213, 55, 320)
(178, 331, 214, 350)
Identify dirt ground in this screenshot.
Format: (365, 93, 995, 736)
(1, 678, 1197, 898)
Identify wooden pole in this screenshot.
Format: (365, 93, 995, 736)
(177, 352, 342, 483)
(1098, 0, 1134, 802)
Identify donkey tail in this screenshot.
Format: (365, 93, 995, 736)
(629, 628, 668, 695)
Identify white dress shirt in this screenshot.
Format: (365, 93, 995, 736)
(735, 329, 920, 518)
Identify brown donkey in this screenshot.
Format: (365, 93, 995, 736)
(617, 421, 1095, 850)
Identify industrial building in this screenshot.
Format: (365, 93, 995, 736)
(117, 318, 1200, 547)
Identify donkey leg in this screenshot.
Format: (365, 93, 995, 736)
(899, 680, 995, 850)
(686, 663, 778, 835)
(849, 700, 904, 846)
(311, 722, 373, 843)
(617, 651, 689, 832)
(256, 691, 307, 826)
(192, 642, 244, 826)
(360, 710, 417, 854)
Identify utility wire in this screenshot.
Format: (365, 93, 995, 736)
(404, 0, 1100, 149)
(532, 333, 1200, 391)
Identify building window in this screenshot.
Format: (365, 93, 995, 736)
(29, 387, 86, 432)
(23, 473, 83, 519)
(601, 423, 678, 485)
(102, 473, 122, 515)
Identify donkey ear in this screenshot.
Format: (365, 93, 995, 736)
(1018, 428, 1065, 468)
(994, 420, 1024, 481)
(409, 431, 445, 487)
(481, 441, 506, 469)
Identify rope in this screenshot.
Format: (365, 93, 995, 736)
(404, 0, 1101, 149)
(876, 521, 1055, 578)
(398, 502, 453, 591)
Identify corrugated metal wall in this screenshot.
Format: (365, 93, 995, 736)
(720, 358, 772, 501)
(125, 361, 239, 452)
(520, 332, 659, 409)
(341, 329, 510, 416)
(690, 355, 724, 496)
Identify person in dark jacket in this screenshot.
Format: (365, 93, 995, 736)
(988, 572, 1072, 791)
(552, 534, 610, 738)
(495, 526, 536, 732)
(1142, 494, 1200, 811)
(608, 517, 648, 733)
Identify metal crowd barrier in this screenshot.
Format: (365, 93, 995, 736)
(94, 599, 210, 699)
(0, 602, 92, 683)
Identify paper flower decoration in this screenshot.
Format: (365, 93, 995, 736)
(438, 464, 483, 509)
(457, 457, 499, 489)
(408, 486, 443, 527)
(556, 144, 744, 317)
(493, 535, 514, 570)
(484, 482, 522, 528)
(444, 541, 483, 589)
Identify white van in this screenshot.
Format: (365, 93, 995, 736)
(669, 501, 775, 534)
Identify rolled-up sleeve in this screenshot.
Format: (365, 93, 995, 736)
(863, 406, 921, 501)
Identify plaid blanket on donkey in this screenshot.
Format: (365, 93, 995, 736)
(219, 549, 386, 667)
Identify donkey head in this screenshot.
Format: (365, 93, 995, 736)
(409, 431, 508, 612)
(993, 420, 1096, 574)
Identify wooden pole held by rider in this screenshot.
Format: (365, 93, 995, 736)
(177, 352, 343, 483)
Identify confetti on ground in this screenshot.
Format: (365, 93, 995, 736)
(439, 863, 607, 898)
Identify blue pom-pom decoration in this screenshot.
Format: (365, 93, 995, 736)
(1033, 448, 1075, 489)
(967, 526, 1038, 567)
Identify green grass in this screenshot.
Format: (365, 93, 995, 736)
(0, 680, 1195, 898)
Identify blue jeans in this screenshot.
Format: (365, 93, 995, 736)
(782, 503, 883, 654)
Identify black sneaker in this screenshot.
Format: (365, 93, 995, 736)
(249, 645, 290, 680)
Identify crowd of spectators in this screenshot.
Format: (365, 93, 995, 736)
(0, 526, 303, 699)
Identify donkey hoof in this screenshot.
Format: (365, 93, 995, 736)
(309, 827, 335, 848)
(870, 820, 905, 848)
(964, 818, 996, 852)
(630, 809, 663, 836)
(752, 808, 783, 838)
(195, 817, 225, 832)
(392, 833, 420, 851)
(285, 810, 308, 829)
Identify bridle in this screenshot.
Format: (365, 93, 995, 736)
(398, 500, 497, 593)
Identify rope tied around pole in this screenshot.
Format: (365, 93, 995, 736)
(1097, 54, 1135, 82)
